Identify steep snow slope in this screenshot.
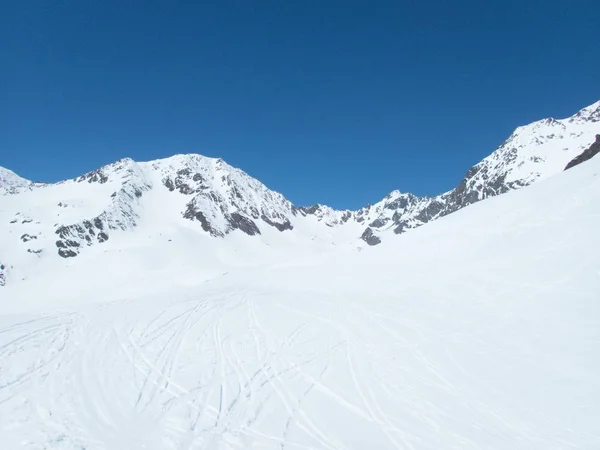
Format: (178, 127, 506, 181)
(0, 152, 599, 449)
(2, 101, 599, 282)
(565, 133, 600, 170)
(0, 154, 370, 288)
(0, 166, 34, 195)
(361, 100, 600, 241)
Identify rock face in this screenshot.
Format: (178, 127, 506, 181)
(565, 134, 600, 170)
(153, 155, 296, 237)
(360, 228, 381, 246)
(1, 100, 599, 270)
(53, 159, 152, 257)
(358, 100, 600, 243)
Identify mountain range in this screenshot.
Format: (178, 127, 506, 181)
(1, 101, 600, 449)
(1, 100, 599, 285)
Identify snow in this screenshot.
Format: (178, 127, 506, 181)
(1, 150, 599, 448)
(0, 166, 33, 195)
(479, 102, 600, 185)
(2, 101, 600, 265)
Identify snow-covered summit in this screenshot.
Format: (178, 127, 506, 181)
(569, 99, 600, 123)
(0, 166, 33, 195)
(143, 153, 296, 236)
(1, 100, 599, 283)
(358, 100, 600, 243)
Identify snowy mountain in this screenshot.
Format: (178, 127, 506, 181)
(0, 137, 599, 449)
(565, 133, 600, 170)
(1, 101, 600, 285)
(0, 166, 35, 195)
(359, 100, 600, 241)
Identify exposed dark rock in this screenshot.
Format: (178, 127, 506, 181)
(414, 200, 445, 224)
(54, 216, 112, 257)
(56, 239, 80, 248)
(361, 228, 381, 246)
(58, 248, 78, 258)
(177, 183, 195, 195)
(77, 169, 108, 184)
(369, 218, 389, 228)
(55, 238, 81, 258)
(261, 214, 293, 232)
(229, 213, 261, 236)
(565, 135, 600, 170)
(20, 234, 37, 242)
(231, 186, 244, 201)
(163, 178, 175, 191)
(183, 204, 221, 236)
(393, 222, 409, 234)
(385, 194, 417, 211)
(249, 207, 260, 219)
(27, 249, 42, 255)
(21, 219, 33, 224)
(164, 169, 210, 195)
(299, 205, 320, 215)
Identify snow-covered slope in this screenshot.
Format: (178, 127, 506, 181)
(0, 166, 34, 195)
(1, 100, 599, 285)
(565, 133, 600, 170)
(3, 101, 599, 279)
(0, 154, 364, 288)
(360, 100, 600, 241)
(0, 145, 599, 449)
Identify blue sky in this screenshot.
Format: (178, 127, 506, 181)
(2, 1, 599, 209)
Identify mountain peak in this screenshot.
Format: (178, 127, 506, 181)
(0, 166, 32, 195)
(2, 99, 600, 263)
(570, 100, 600, 123)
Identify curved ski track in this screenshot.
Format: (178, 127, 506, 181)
(0, 285, 597, 450)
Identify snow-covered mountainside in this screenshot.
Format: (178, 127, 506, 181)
(1, 101, 599, 285)
(0, 143, 599, 449)
(0, 166, 35, 195)
(565, 133, 600, 170)
(359, 100, 600, 241)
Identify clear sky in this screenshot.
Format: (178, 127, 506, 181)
(2, 1, 599, 209)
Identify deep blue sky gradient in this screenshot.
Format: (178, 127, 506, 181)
(2, 1, 599, 208)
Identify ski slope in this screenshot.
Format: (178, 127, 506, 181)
(1, 157, 599, 449)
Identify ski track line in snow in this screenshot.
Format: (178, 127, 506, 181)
(273, 298, 419, 450)
(245, 294, 345, 450)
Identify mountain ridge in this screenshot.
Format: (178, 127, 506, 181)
(1, 100, 599, 274)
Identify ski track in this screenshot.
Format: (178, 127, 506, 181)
(0, 280, 597, 449)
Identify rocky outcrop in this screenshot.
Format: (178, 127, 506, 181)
(364, 102, 600, 243)
(2, 100, 599, 266)
(55, 161, 151, 257)
(168, 156, 296, 236)
(360, 228, 381, 246)
(565, 135, 600, 170)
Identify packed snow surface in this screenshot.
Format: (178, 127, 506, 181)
(1, 152, 599, 449)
